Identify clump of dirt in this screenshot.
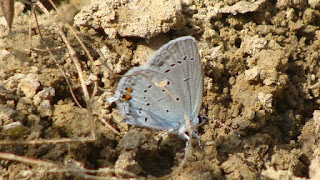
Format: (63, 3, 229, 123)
(1, 0, 320, 179)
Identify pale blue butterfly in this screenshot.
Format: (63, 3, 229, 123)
(108, 36, 203, 140)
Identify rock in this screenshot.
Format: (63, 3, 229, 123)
(74, 0, 185, 39)
(18, 73, 40, 98)
(115, 151, 142, 177)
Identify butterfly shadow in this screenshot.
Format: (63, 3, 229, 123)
(133, 129, 187, 177)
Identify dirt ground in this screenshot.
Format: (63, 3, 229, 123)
(1, 0, 320, 179)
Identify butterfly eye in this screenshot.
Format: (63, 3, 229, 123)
(197, 115, 206, 126)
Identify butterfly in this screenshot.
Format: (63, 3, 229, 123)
(108, 36, 203, 140)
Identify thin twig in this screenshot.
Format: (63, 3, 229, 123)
(0, 137, 95, 145)
(0, 152, 137, 179)
(35, 1, 95, 139)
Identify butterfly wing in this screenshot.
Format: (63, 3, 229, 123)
(112, 36, 203, 133)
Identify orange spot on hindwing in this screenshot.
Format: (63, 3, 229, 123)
(126, 87, 133, 93)
(122, 94, 132, 101)
(122, 87, 133, 101)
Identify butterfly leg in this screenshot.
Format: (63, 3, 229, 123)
(192, 131, 203, 148)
